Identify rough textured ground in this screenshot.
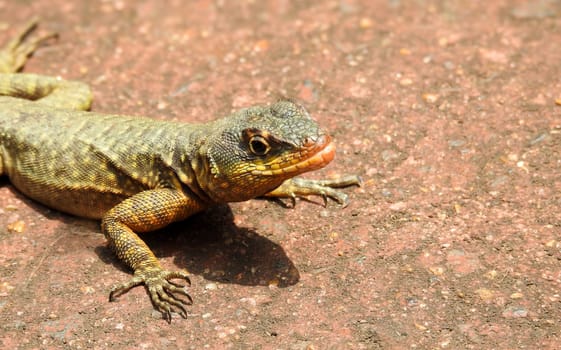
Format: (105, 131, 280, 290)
(1, 0, 560, 349)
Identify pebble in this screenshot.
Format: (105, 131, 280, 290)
(0, 281, 15, 296)
(510, 292, 524, 299)
(253, 39, 269, 53)
(156, 101, 167, 110)
(502, 306, 528, 318)
(485, 270, 498, 279)
(530, 132, 548, 145)
(389, 201, 406, 211)
(80, 286, 95, 295)
(359, 17, 373, 29)
(7, 220, 25, 233)
(205, 283, 218, 290)
(381, 189, 392, 197)
(399, 78, 413, 86)
(443, 61, 455, 70)
(448, 140, 465, 148)
(422, 93, 439, 104)
(429, 266, 445, 276)
(399, 48, 411, 56)
(475, 288, 495, 301)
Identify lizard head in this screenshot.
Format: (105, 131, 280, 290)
(200, 100, 335, 202)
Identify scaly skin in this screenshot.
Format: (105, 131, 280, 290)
(0, 19, 361, 322)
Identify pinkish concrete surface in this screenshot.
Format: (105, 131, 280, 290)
(1, 0, 560, 349)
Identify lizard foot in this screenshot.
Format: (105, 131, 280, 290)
(0, 17, 57, 73)
(109, 267, 192, 323)
(265, 174, 362, 208)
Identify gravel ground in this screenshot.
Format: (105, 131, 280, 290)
(0, 1, 560, 349)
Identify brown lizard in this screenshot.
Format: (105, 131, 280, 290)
(0, 19, 360, 322)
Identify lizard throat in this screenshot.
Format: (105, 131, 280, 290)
(250, 138, 336, 176)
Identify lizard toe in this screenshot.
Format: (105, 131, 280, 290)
(144, 269, 192, 321)
(108, 276, 144, 302)
(150, 282, 190, 322)
(108, 267, 193, 322)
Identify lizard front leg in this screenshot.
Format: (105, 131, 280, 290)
(102, 188, 205, 322)
(265, 175, 362, 207)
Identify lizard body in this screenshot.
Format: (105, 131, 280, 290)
(0, 19, 360, 321)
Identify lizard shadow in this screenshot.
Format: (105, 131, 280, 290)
(96, 204, 301, 288)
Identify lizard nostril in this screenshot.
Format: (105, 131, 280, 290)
(315, 134, 330, 147)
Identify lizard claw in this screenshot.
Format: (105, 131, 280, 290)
(289, 193, 297, 208)
(321, 193, 328, 207)
(109, 267, 192, 322)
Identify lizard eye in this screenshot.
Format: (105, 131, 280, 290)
(249, 135, 270, 156)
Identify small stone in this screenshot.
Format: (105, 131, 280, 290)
(443, 61, 455, 70)
(399, 48, 411, 55)
(80, 286, 95, 295)
(475, 288, 495, 301)
(156, 101, 167, 110)
(0, 281, 15, 296)
(399, 78, 413, 86)
(402, 264, 414, 273)
(510, 292, 524, 299)
(253, 39, 269, 53)
(7, 220, 25, 233)
(205, 283, 218, 290)
(448, 139, 466, 148)
(429, 266, 445, 276)
(502, 306, 528, 318)
(530, 133, 548, 145)
(422, 93, 439, 103)
(381, 188, 392, 197)
(389, 201, 406, 211)
(478, 48, 508, 64)
(359, 17, 373, 29)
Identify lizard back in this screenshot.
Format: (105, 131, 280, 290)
(0, 96, 205, 218)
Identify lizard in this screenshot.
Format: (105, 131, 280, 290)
(0, 19, 361, 322)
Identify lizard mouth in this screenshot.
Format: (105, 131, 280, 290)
(251, 135, 335, 176)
